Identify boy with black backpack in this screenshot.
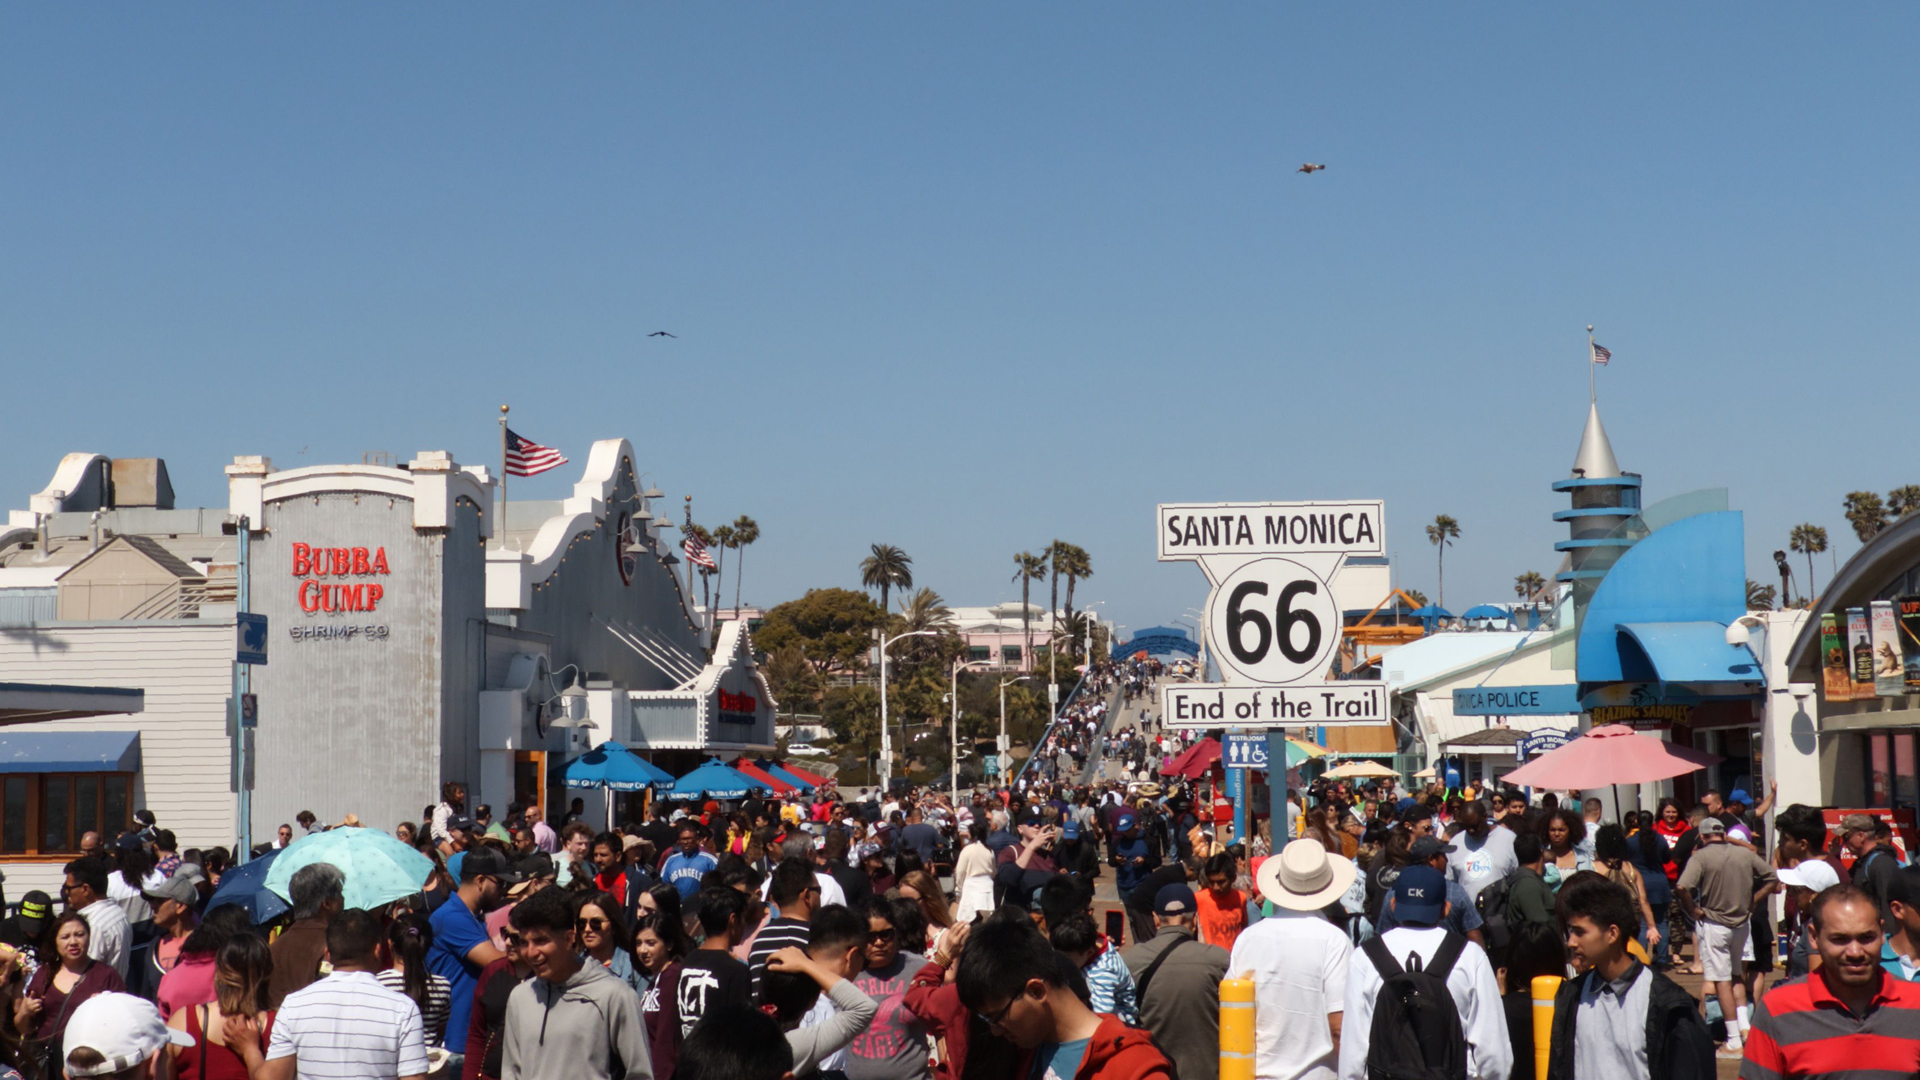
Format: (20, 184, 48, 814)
(1337, 866, 1511, 1080)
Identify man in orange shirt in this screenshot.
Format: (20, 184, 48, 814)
(1193, 852, 1248, 951)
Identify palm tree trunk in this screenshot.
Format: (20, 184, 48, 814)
(1064, 575, 1079, 653)
(1021, 578, 1033, 673)
(1437, 549, 1444, 610)
(1807, 552, 1817, 601)
(880, 583, 890, 616)
(734, 546, 746, 619)
(712, 546, 726, 623)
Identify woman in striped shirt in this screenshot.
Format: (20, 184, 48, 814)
(377, 912, 452, 1046)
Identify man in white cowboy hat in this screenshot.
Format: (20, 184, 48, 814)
(1226, 839, 1357, 1080)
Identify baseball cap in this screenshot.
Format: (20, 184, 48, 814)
(15, 891, 52, 937)
(1116, 812, 1138, 833)
(445, 814, 476, 833)
(1408, 836, 1456, 862)
(62, 992, 193, 1075)
(1697, 817, 1727, 838)
(512, 852, 556, 881)
(1777, 860, 1842, 893)
(1396, 797, 1418, 815)
(1391, 865, 1447, 926)
(143, 870, 199, 908)
(1154, 883, 1197, 917)
(1840, 813, 1877, 834)
(1062, 821, 1080, 841)
(1728, 789, 1751, 807)
(460, 848, 526, 885)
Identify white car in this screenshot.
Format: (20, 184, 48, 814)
(787, 742, 830, 757)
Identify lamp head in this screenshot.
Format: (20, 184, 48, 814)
(1725, 622, 1752, 648)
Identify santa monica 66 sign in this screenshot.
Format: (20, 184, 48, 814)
(1157, 501, 1388, 728)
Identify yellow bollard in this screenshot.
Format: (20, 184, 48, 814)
(1220, 972, 1256, 1080)
(1531, 975, 1562, 1080)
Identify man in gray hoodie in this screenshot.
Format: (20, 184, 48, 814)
(503, 886, 653, 1080)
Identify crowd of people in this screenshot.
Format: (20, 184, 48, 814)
(10, 660, 1920, 1080)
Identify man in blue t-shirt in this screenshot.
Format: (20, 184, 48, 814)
(426, 847, 520, 1048)
(662, 823, 719, 899)
(1109, 812, 1159, 897)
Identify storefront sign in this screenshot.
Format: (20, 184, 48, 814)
(1517, 727, 1575, 760)
(716, 689, 758, 726)
(1452, 684, 1579, 716)
(1157, 501, 1384, 560)
(291, 543, 391, 614)
(1163, 683, 1386, 729)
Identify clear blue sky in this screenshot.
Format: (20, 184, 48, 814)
(6, 6, 1917, 633)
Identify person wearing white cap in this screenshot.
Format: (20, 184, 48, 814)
(1226, 839, 1357, 1080)
(60, 991, 194, 1079)
(1776, 859, 1843, 980)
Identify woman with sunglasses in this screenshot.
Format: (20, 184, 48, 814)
(573, 891, 645, 998)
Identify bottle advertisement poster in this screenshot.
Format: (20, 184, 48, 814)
(1849, 607, 1874, 700)
(1901, 597, 1920, 693)
(1872, 600, 1904, 697)
(1823, 612, 1853, 700)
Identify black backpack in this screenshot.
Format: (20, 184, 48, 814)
(1360, 932, 1468, 1080)
(1474, 869, 1518, 953)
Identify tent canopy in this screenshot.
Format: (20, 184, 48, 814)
(565, 741, 674, 792)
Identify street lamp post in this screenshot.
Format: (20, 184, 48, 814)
(998, 675, 1031, 779)
(950, 658, 991, 804)
(879, 629, 938, 793)
(1083, 601, 1107, 666)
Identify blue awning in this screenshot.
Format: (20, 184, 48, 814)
(0, 731, 141, 773)
(1616, 622, 1760, 685)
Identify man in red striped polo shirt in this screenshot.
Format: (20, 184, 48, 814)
(1741, 884, 1920, 1080)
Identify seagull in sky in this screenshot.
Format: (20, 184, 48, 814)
(648, 331, 678, 338)
(1298, 163, 1325, 175)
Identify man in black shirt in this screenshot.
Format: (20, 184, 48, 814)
(677, 886, 754, 1037)
(1125, 859, 1194, 948)
(820, 829, 872, 909)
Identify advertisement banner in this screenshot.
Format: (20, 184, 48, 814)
(1900, 598, 1920, 693)
(1824, 807, 1918, 867)
(1874, 600, 1907, 697)
(1849, 607, 1874, 701)
(1822, 613, 1852, 701)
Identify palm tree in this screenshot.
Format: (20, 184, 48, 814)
(1059, 544, 1093, 633)
(1845, 492, 1890, 543)
(1513, 571, 1546, 602)
(1789, 524, 1829, 601)
(1404, 588, 1430, 608)
(710, 524, 737, 622)
(1425, 515, 1461, 609)
(1746, 580, 1776, 611)
(892, 587, 957, 670)
(1012, 552, 1048, 673)
(1046, 540, 1066, 639)
(730, 515, 759, 619)
(1891, 486, 1920, 521)
(860, 544, 913, 613)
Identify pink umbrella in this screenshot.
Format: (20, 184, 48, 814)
(1500, 723, 1722, 789)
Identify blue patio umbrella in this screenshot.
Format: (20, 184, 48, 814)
(565, 741, 674, 792)
(1460, 604, 1509, 620)
(666, 758, 767, 801)
(204, 847, 288, 924)
(756, 759, 816, 794)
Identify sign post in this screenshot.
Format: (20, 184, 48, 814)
(1156, 501, 1389, 844)
(230, 517, 258, 863)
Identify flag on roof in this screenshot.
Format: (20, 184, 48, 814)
(683, 530, 716, 570)
(1590, 341, 1611, 366)
(504, 429, 568, 477)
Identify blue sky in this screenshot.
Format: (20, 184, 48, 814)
(5, 6, 1917, 633)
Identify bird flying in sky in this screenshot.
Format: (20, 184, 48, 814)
(1298, 163, 1325, 174)
(648, 331, 677, 338)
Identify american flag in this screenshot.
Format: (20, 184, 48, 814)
(504, 429, 568, 477)
(1590, 341, 1612, 366)
(682, 529, 716, 570)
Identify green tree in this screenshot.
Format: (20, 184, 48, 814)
(1789, 524, 1829, 600)
(890, 587, 963, 673)
(1513, 571, 1546, 602)
(860, 544, 913, 613)
(1059, 544, 1093, 632)
(1747, 579, 1776, 611)
(1046, 540, 1066, 642)
(1845, 492, 1889, 543)
(754, 588, 886, 676)
(822, 684, 881, 747)
(1403, 588, 1430, 608)
(1012, 551, 1048, 673)
(1426, 515, 1461, 609)
(730, 515, 760, 619)
(763, 644, 821, 721)
(1891, 486, 1920, 521)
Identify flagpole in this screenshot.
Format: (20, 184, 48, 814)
(684, 495, 696, 607)
(499, 404, 510, 547)
(1586, 325, 1596, 404)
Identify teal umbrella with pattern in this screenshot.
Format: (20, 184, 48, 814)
(263, 826, 435, 911)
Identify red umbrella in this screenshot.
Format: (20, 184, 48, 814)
(1162, 737, 1222, 780)
(1500, 724, 1721, 789)
(778, 762, 830, 788)
(731, 760, 797, 795)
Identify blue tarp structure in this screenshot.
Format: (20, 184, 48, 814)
(666, 758, 766, 801)
(0, 731, 140, 773)
(565, 741, 674, 792)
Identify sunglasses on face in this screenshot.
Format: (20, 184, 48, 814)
(867, 927, 897, 943)
(577, 917, 609, 933)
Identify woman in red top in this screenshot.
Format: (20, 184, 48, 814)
(168, 935, 273, 1080)
(1650, 798, 1687, 882)
(16, 913, 124, 1051)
